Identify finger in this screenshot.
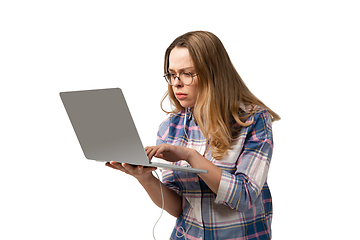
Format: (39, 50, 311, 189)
(137, 165, 144, 174)
(147, 147, 160, 161)
(105, 161, 125, 171)
(145, 146, 156, 153)
(145, 146, 153, 159)
(121, 163, 138, 173)
(153, 145, 168, 159)
(124, 164, 156, 176)
(108, 162, 137, 175)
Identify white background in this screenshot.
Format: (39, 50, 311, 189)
(1, 1, 359, 239)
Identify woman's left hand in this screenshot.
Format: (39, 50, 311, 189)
(145, 144, 193, 163)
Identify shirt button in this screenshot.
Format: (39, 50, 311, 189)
(194, 178, 198, 183)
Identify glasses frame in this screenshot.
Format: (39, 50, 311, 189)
(163, 72, 198, 86)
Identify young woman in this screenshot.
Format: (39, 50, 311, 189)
(106, 31, 280, 240)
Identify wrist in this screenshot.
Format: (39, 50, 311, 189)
(137, 173, 157, 185)
(186, 148, 200, 166)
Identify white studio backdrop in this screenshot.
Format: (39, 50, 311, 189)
(1, 1, 359, 239)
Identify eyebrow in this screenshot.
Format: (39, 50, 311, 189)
(168, 67, 195, 72)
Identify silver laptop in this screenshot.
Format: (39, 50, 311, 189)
(60, 88, 207, 174)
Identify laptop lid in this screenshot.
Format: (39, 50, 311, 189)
(60, 88, 151, 165)
(60, 88, 207, 174)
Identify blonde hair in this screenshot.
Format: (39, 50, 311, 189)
(161, 31, 280, 160)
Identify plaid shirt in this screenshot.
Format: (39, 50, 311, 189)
(156, 106, 273, 240)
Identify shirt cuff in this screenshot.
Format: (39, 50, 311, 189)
(214, 170, 235, 205)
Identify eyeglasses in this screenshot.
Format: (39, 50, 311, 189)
(163, 72, 198, 86)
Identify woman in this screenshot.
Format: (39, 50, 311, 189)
(106, 31, 280, 240)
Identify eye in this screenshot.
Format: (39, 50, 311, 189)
(183, 72, 192, 77)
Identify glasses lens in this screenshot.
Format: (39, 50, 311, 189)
(180, 72, 193, 85)
(164, 73, 172, 85)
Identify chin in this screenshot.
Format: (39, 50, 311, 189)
(179, 102, 195, 109)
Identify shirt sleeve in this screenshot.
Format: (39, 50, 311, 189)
(214, 110, 273, 212)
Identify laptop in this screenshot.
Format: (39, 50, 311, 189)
(60, 87, 208, 174)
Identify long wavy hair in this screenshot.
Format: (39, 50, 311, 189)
(161, 31, 280, 160)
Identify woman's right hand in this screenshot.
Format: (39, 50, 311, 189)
(105, 161, 157, 182)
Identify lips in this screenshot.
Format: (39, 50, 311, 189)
(175, 92, 188, 100)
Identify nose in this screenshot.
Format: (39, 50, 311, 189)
(173, 76, 183, 87)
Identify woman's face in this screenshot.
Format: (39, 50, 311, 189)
(168, 47, 199, 108)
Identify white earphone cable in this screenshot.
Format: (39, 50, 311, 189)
(152, 171, 164, 240)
